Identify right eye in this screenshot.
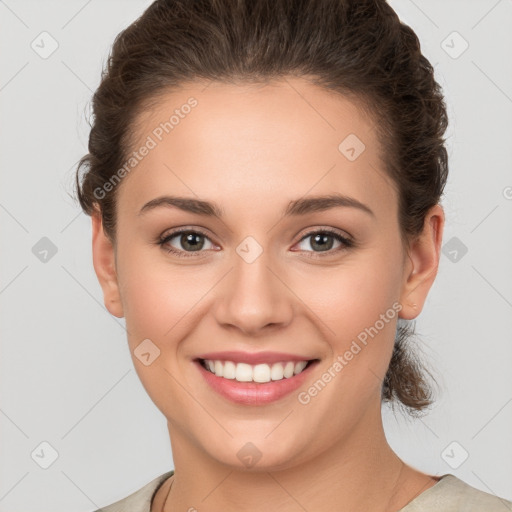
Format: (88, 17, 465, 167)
(158, 228, 216, 258)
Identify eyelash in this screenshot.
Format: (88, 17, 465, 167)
(156, 227, 355, 259)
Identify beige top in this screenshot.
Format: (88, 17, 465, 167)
(95, 470, 512, 512)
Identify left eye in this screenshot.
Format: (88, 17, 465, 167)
(294, 230, 353, 254)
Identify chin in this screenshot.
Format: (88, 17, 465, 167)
(198, 434, 311, 473)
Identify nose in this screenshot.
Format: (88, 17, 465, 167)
(213, 249, 294, 336)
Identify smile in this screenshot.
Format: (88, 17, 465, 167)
(194, 354, 320, 405)
(200, 358, 312, 383)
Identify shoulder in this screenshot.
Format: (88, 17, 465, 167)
(400, 474, 512, 511)
(94, 470, 174, 512)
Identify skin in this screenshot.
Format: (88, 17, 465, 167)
(91, 77, 445, 511)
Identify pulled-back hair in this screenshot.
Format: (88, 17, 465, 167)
(74, 0, 448, 416)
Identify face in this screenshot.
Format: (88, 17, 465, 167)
(92, 77, 443, 470)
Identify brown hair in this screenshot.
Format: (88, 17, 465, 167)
(74, 0, 448, 416)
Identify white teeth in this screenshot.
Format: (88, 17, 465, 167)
(253, 364, 271, 383)
(294, 361, 308, 374)
(223, 360, 236, 379)
(270, 363, 284, 381)
(283, 361, 295, 378)
(202, 359, 311, 383)
(235, 363, 253, 382)
(214, 360, 223, 377)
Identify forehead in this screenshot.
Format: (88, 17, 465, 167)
(117, 77, 397, 220)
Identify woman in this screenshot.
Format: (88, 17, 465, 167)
(74, 0, 512, 510)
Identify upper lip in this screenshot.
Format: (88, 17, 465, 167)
(195, 351, 317, 365)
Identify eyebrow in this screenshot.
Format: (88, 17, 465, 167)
(138, 193, 375, 219)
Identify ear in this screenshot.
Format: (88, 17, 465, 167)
(398, 204, 445, 320)
(91, 210, 124, 318)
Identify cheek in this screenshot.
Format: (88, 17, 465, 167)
(115, 249, 208, 418)
(289, 242, 404, 385)
(295, 248, 402, 336)
(121, 269, 202, 345)
(115, 242, 201, 345)
(286, 253, 403, 431)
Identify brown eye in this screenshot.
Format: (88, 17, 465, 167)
(158, 229, 215, 258)
(294, 229, 354, 257)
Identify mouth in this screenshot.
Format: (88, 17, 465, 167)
(197, 358, 317, 383)
(193, 356, 320, 405)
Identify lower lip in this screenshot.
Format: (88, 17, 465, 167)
(195, 360, 318, 405)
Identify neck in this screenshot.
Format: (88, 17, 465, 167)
(161, 404, 428, 512)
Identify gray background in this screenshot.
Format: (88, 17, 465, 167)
(1, 0, 511, 510)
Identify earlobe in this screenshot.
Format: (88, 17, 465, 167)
(91, 212, 124, 318)
(398, 204, 445, 320)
